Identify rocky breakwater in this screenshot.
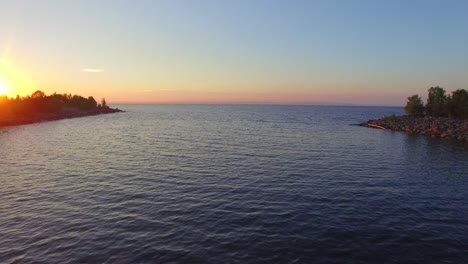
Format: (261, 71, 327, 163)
(0, 107, 124, 128)
(360, 115, 468, 143)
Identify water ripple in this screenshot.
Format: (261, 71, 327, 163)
(1, 105, 467, 263)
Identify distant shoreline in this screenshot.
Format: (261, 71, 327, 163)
(110, 102, 404, 107)
(0, 107, 124, 128)
(0, 90, 125, 128)
(360, 115, 468, 143)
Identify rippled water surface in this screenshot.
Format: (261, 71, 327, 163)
(1, 105, 467, 263)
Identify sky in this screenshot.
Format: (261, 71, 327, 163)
(0, 0, 468, 105)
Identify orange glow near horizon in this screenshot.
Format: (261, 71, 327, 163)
(101, 88, 407, 106)
(0, 80, 8, 96)
(0, 46, 407, 106)
(0, 55, 36, 98)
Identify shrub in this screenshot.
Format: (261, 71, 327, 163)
(404, 94, 425, 117)
(383, 113, 398, 122)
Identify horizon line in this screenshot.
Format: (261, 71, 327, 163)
(109, 102, 404, 108)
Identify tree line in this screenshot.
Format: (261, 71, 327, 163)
(0, 90, 108, 116)
(405, 87, 468, 119)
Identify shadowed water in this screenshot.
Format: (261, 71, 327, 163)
(1, 105, 467, 263)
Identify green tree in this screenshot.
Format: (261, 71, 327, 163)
(404, 94, 425, 116)
(426, 86, 447, 117)
(446, 89, 468, 119)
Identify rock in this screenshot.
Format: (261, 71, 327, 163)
(360, 115, 468, 143)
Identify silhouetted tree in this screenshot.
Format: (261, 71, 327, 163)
(45, 96, 64, 112)
(0, 91, 105, 116)
(404, 94, 425, 117)
(88, 96, 97, 109)
(31, 90, 46, 99)
(101, 98, 107, 108)
(426, 86, 447, 117)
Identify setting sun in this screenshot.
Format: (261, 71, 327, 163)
(0, 58, 37, 98)
(0, 80, 7, 96)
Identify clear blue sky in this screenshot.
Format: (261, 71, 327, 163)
(1, 0, 468, 105)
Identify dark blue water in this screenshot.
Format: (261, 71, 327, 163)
(1, 105, 467, 263)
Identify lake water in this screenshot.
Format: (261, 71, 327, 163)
(1, 105, 467, 263)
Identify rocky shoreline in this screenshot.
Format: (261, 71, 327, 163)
(0, 107, 124, 128)
(360, 115, 468, 143)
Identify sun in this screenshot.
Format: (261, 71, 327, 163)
(0, 80, 7, 95)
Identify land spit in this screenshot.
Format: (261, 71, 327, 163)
(360, 115, 468, 143)
(0, 107, 124, 128)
